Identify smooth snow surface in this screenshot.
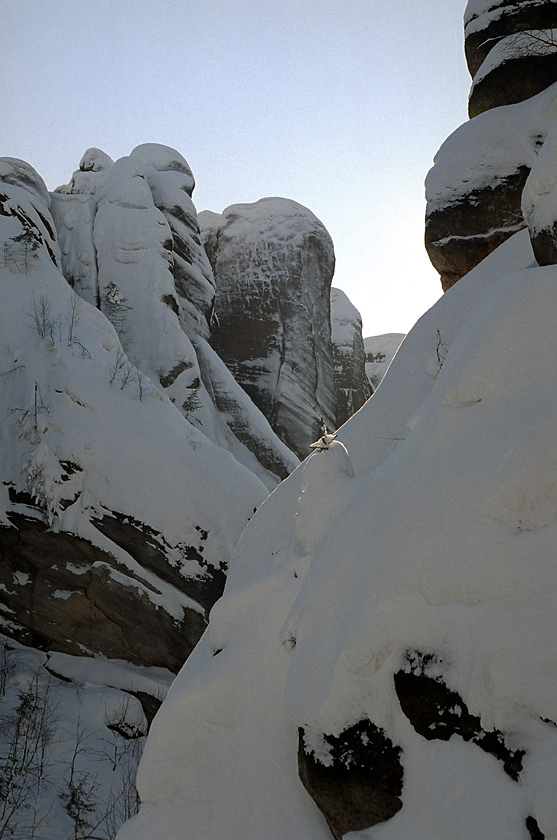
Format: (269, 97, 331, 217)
(118, 227, 557, 839)
(363, 333, 405, 390)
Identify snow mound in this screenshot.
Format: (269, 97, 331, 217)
(119, 227, 557, 838)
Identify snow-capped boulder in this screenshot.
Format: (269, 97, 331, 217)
(364, 333, 405, 390)
(118, 228, 557, 840)
(425, 82, 557, 288)
(522, 117, 557, 264)
(200, 198, 337, 458)
(51, 147, 298, 487)
(329, 288, 371, 427)
(0, 158, 268, 672)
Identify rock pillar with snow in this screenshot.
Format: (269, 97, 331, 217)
(425, 1, 557, 290)
(200, 198, 337, 458)
(329, 287, 371, 427)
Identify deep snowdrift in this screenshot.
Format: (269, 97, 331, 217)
(118, 228, 557, 839)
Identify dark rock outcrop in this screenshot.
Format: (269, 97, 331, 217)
(200, 198, 337, 458)
(297, 720, 403, 840)
(394, 655, 524, 781)
(0, 514, 205, 672)
(464, 0, 557, 77)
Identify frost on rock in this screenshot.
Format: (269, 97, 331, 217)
(120, 229, 557, 840)
(0, 156, 269, 673)
(200, 198, 337, 458)
(51, 145, 297, 488)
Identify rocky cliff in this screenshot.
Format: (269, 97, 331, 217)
(200, 199, 336, 458)
(0, 145, 371, 838)
(200, 200, 369, 456)
(425, 0, 557, 290)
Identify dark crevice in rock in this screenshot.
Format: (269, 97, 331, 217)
(394, 668, 524, 781)
(298, 720, 403, 840)
(526, 815, 546, 840)
(128, 690, 164, 728)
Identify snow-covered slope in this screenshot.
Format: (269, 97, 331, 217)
(119, 227, 557, 840)
(363, 333, 405, 391)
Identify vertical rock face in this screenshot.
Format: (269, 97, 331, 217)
(51, 147, 298, 487)
(329, 288, 371, 427)
(425, 1, 557, 289)
(200, 198, 337, 458)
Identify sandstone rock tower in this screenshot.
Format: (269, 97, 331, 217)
(425, 0, 557, 290)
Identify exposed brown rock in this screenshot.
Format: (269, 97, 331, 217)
(465, 1, 557, 78)
(469, 51, 557, 119)
(0, 514, 206, 673)
(425, 167, 529, 290)
(297, 721, 403, 839)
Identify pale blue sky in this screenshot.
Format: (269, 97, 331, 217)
(2, 0, 471, 336)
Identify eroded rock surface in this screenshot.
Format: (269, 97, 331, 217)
(51, 146, 298, 487)
(200, 198, 337, 458)
(0, 156, 267, 674)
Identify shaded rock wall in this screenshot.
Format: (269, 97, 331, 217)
(329, 288, 371, 426)
(200, 198, 337, 458)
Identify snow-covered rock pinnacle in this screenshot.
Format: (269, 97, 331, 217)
(200, 197, 337, 458)
(51, 146, 298, 487)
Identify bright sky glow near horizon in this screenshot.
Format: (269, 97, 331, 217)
(2, 0, 472, 337)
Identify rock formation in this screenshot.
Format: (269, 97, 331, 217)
(425, 1, 557, 289)
(52, 146, 298, 488)
(0, 155, 268, 674)
(200, 198, 337, 458)
(329, 288, 371, 427)
(465, 0, 557, 117)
